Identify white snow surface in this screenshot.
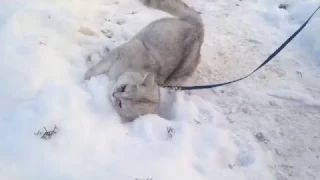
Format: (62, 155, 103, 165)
(0, 0, 319, 180)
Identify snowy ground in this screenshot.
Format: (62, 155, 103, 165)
(0, 0, 319, 180)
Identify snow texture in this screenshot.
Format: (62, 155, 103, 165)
(0, 0, 319, 180)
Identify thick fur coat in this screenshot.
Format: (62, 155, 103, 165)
(84, 0, 204, 121)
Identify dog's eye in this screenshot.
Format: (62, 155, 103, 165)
(120, 85, 127, 92)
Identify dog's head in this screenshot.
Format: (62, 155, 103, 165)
(111, 72, 160, 122)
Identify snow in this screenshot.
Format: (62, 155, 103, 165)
(0, 0, 319, 180)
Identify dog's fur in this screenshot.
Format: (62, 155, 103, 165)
(84, 0, 204, 121)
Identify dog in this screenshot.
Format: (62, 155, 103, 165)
(84, 0, 204, 122)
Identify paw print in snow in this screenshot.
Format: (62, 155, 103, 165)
(116, 18, 126, 25)
(101, 29, 114, 38)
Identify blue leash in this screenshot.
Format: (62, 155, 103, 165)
(163, 6, 320, 91)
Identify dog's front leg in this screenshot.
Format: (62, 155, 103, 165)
(84, 58, 112, 80)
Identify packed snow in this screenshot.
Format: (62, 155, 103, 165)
(0, 0, 319, 180)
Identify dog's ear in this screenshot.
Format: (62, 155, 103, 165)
(142, 73, 155, 86)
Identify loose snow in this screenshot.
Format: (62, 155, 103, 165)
(0, 0, 319, 180)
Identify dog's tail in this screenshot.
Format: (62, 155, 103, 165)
(138, 0, 202, 26)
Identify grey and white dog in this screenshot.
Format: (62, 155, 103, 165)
(84, 0, 204, 121)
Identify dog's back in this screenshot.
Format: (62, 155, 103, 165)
(136, 0, 204, 84)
